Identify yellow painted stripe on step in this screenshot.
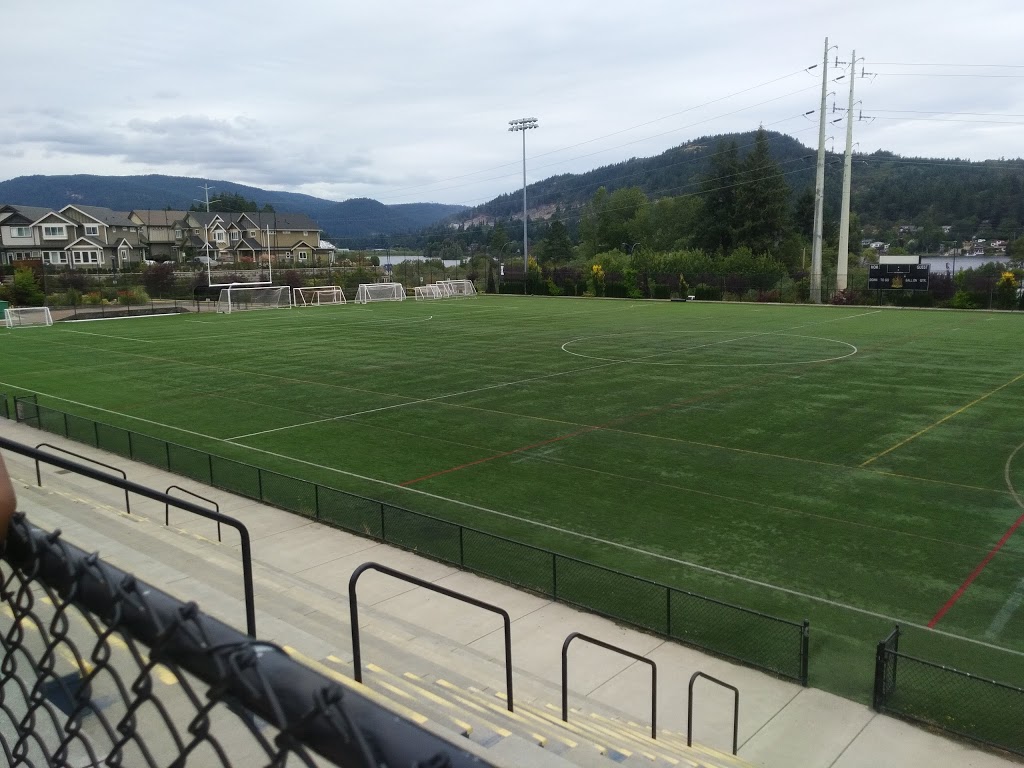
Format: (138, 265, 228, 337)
(450, 718, 473, 737)
(281, 646, 428, 725)
(326, 654, 349, 666)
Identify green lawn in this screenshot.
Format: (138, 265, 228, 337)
(3, 296, 1024, 702)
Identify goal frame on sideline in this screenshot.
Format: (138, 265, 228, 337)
(216, 284, 291, 314)
(354, 282, 406, 304)
(294, 285, 347, 306)
(4, 307, 54, 328)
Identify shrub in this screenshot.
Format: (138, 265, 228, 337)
(117, 287, 151, 305)
(951, 290, 977, 309)
(693, 283, 722, 301)
(652, 284, 671, 299)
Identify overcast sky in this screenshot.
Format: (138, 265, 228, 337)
(4, 1, 1024, 207)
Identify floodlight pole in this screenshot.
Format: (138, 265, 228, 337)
(509, 117, 538, 294)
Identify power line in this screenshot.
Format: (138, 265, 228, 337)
(373, 73, 818, 203)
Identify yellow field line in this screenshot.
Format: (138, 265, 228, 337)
(861, 371, 1024, 467)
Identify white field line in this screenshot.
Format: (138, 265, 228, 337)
(5, 381, 1024, 657)
(61, 312, 184, 323)
(985, 578, 1024, 640)
(62, 330, 156, 343)
(226, 309, 876, 441)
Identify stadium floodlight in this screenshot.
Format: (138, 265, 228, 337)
(294, 286, 347, 307)
(4, 307, 54, 328)
(508, 117, 538, 293)
(216, 285, 291, 314)
(354, 282, 406, 304)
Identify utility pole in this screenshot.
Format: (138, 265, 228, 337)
(810, 37, 830, 304)
(508, 117, 538, 294)
(196, 183, 219, 213)
(836, 50, 860, 293)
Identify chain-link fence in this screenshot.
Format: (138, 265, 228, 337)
(0, 513, 489, 767)
(873, 626, 1024, 756)
(6, 394, 810, 684)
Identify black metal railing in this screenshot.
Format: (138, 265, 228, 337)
(0, 392, 9, 420)
(34, 442, 132, 515)
(873, 626, 1024, 756)
(872, 624, 900, 710)
(687, 671, 739, 755)
(166, 484, 223, 542)
(1, 437, 257, 638)
(6, 395, 810, 683)
(0, 513, 491, 768)
(562, 632, 657, 739)
(348, 561, 514, 711)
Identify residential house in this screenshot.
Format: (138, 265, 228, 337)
(0, 204, 147, 269)
(0, 205, 52, 266)
(178, 211, 329, 264)
(128, 210, 188, 262)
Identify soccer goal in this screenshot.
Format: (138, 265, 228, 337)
(414, 285, 443, 300)
(4, 307, 54, 328)
(445, 279, 477, 297)
(294, 285, 347, 307)
(354, 282, 406, 304)
(216, 285, 291, 314)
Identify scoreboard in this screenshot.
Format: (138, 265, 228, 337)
(868, 264, 930, 291)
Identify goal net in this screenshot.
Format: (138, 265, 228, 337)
(216, 285, 291, 314)
(414, 285, 443, 300)
(4, 307, 54, 328)
(444, 279, 477, 297)
(294, 285, 347, 306)
(354, 282, 406, 304)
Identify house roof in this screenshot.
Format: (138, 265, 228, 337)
(65, 236, 105, 250)
(130, 210, 188, 226)
(188, 211, 318, 231)
(0, 204, 53, 223)
(61, 205, 134, 227)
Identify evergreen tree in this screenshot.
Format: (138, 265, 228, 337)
(541, 220, 574, 262)
(734, 128, 791, 255)
(693, 141, 740, 253)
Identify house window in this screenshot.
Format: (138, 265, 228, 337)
(85, 225, 99, 236)
(43, 225, 66, 239)
(72, 250, 100, 264)
(303, 231, 309, 236)
(230, 231, 240, 241)
(119, 249, 128, 260)
(248, 230, 257, 237)
(297, 251, 308, 261)
(12, 227, 31, 238)
(174, 228, 182, 239)
(214, 231, 226, 243)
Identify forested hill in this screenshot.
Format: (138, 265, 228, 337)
(0, 174, 465, 241)
(469, 130, 1024, 237)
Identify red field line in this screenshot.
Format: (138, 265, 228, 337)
(399, 381, 755, 487)
(928, 509, 1024, 627)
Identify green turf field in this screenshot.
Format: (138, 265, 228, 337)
(3, 296, 1024, 701)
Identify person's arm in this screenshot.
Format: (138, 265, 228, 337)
(0, 453, 15, 544)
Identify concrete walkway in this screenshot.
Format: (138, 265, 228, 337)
(0, 417, 1016, 768)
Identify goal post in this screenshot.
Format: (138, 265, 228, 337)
(294, 285, 347, 306)
(216, 285, 291, 314)
(4, 307, 54, 328)
(354, 283, 406, 304)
